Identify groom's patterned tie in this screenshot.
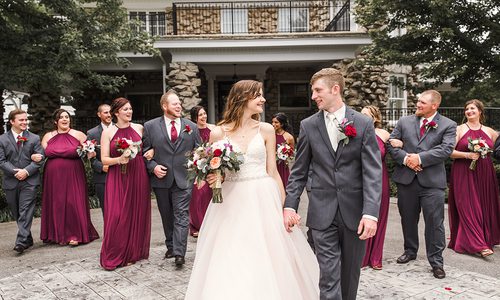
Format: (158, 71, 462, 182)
(326, 113, 338, 151)
(420, 118, 428, 137)
(170, 120, 178, 143)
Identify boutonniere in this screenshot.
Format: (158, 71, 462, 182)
(426, 121, 438, 130)
(17, 135, 28, 144)
(337, 118, 357, 145)
(183, 124, 192, 135)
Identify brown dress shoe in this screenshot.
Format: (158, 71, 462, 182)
(432, 266, 446, 279)
(396, 254, 416, 264)
(165, 249, 174, 259)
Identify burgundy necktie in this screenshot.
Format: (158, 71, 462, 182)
(170, 120, 178, 143)
(420, 118, 428, 137)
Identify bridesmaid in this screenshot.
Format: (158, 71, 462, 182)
(100, 97, 151, 270)
(188, 106, 214, 237)
(361, 105, 390, 270)
(271, 112, 295, 188)
(447, 99, 500, 257)
(40, 109, 99, 246)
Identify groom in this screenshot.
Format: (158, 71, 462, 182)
(143, 90, 200, 267)
(284, 68, 382, 300)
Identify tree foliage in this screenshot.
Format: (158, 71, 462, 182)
(355, 0, 500, 104)
(0, 0, 158, 131)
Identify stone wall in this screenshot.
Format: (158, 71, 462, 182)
(309, 1, 331, 32)
(177, 7, 220, 35)
(166, 62, 202, 115)
(249, 8, 277, 34)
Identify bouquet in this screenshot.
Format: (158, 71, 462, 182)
(115, 138, 142, 174)
(186, 139, 244, 203)
(467, 137, 492, 170)
(77, 140, 99, 158)
(276, 142, 295, 165)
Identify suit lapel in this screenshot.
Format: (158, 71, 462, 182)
(414, 115, 422, 142)
(316, 112, 336, 158)
(7, 131, 19, 153)
(159, 117, 175, 150)
(334, 108, 355, 165)
(418, 113, 440, 145)
(174, 119, 186, 152)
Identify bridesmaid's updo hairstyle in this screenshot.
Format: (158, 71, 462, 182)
(190, 105, 204, 123)
(52, 108, 71, 129)
(272, 112, 293, 135)
(464, 99, 486, 124)
(218, 80, 262, 130)
(362, 105, 383, 129)
(111, 97, 130, 123)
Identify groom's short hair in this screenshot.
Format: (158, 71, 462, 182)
(311, 68, 345, 92)
(420, 89, 442, 105)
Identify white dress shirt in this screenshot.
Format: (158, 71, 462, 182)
(164, 116, 181, 140)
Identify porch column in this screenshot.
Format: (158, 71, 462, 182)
(207, 74, 216, 124)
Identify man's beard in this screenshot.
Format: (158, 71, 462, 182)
(167, 108, 181, 118)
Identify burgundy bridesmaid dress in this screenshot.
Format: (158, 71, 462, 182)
(448, 127, 500, 254)
(189, 127, 213, 236)
(100, 126, 151, 270)
(40, 133, 99, 244)
(362, 135, 390, 268)
(276, 133, 291, 188)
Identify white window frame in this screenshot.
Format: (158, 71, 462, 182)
(129, 11, 166, 36)
(278, 81, 311, 110)
(221, 8, 248, 34)
(278, 6, 309, 32)
(387, 74, 408, 125)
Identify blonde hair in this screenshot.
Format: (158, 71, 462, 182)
(310, 68, 345, 92)
(218, 80, 262, 130)
(363, 105, 383, 128)
(421, 90, 442, 105)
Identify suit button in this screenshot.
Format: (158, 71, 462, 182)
(335, 168, 339, 172)
(337, 188, 341, 192)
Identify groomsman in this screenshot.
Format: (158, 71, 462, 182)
(388, 90, 456, 279)
(0, 109, 44, 253)
(143, 90, 201, 267)
(494, 133, 500, 160)
(87, 104, 112, 215)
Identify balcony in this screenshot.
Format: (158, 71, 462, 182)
(170, 0, 351, 35)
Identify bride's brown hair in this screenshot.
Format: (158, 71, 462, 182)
(218, 80, 262, 130)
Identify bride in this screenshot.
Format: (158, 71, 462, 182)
(185, 80, 319, 299)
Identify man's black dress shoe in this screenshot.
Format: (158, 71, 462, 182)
(396, 254, 417, 264)
(175, 256, 185, 266)
(432, 266, 446, 279)
(165, 249, 174, 259)
(13, 245, 25, 254)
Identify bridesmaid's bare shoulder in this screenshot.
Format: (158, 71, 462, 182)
(131, 123, 144, 137)
(209, 126, 225, 143)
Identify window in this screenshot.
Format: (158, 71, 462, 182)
(386, 74, 408, 125)
(279, 82, 311, 109)
(221, 8, 248, 34)
(129, 11, 166, 36)
(278, 7, 308, 32)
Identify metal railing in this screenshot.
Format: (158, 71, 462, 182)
(171, 0, 351, 35)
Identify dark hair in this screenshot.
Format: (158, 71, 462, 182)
(463, 99, 486, 124)
(190, 105, 205, 123)
(111, 97, 131, 123)
(52, 108, 71, 129)
(218, 80, 262, 129)
(8, 109, 27, 121)
(272, 112, 293, 134)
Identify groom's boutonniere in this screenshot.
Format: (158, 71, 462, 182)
(426, 121, 438, 130)
(337, 118, 357, 145)
(183, 124, 192, 135)
(17, 136, 28, 145)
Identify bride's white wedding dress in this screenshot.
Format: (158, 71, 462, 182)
(185, 126, 319, 300)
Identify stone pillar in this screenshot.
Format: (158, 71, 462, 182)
(206, 74, 215, 124)
(166, 62, 202, 115)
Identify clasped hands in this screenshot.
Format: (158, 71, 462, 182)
(283, 209, 302, 232)
(388, 139, 422, 173)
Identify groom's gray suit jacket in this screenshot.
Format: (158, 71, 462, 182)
(494, 132, 500, 161)
(388, 113, 456, 189)
(0, 130, 43, 189)
(143, 116, 201, 189)
(285, 108, 382, 232)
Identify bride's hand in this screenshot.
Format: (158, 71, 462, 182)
(206, 173, 224, 188)
(389, 138, 403, 148)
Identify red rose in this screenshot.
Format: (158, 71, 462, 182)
(213, 149, 223, 157)
(184, 125, 191, 133)
(428, 121, 436, 127)
(344, 125, 357, 138)
(117, 139, 129, 149)
(193, 160, 198, 166)
(479, 142, 485, 147)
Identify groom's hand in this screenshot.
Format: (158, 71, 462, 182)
(357, 218, 377, 240)
(153, 165, 167, 178)
(283, 209, 301, 232)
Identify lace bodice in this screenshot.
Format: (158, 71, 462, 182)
(225, 132, 269, 182)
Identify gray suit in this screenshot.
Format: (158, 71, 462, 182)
(143, 117, 201, 257)
(0, 130, 43, 247)
(388, 113, 456, 268)
(87, 125, 106, 214)
(494, 132, 500, 160)
(285, 108, 382, 300)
